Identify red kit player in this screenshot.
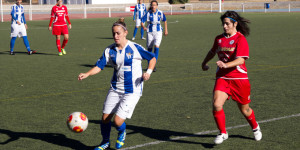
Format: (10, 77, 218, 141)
(202, 11, 262, 144)
(48, 0, 71, 56)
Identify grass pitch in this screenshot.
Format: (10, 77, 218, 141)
(0, 12, 300, 149)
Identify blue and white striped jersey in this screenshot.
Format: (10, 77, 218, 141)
(95, 41, 155, 95)
(11, 4, 26, 25)
(142, 9, 166, 32)
(133, 3, 147, 20)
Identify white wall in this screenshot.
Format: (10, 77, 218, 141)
(90, 0, 136, 4)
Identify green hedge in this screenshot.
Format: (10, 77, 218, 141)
(169, 0, 189, 4)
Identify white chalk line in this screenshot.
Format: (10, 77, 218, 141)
(121, 113, 300, 150)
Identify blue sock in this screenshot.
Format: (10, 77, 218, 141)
(101, 121, 111, 143)
(22, 36, 31, 52)
(133, 27, 138, 38)
(10, 37, 17, 52)
(141, 28, 144, 38)
(154, 47, 159, 60)
(116, 122, 126, 133)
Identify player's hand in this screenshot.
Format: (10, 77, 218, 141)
(142, 73, 151, 81)
(24, 24, 28, 29)
(78, 73, 89, 81)
(69, 24, 72, 29)
(48, 26, 52, 31)
(202, 64, 209, 71)
(164, 30, 168, 36)
(17, 21, 21, 25)
(216, 60, 227, 69)
(143, 27, 147, 31)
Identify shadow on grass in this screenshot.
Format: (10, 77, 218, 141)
(0, 129, 94, 150)
(5, 50, 57, 55)
(80, 64, 114, 68)
(95, 37, 114, 40)
(89, 120, 216, 148)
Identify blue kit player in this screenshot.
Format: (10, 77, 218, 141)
(141, 0, 168, 71)
(132, 0, 147, 40)
(78, 18, 156, 150)
(10, 0, 35, 55)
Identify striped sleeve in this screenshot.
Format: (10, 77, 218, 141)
(95, 48, 110, 70)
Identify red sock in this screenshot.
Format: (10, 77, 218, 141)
(56, 40, 61, 52)
(62, 39, 68, 49)
(245, 110, 258, 129)
(213, 109, 226, 134)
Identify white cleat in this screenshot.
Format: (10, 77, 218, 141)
(132, 37, 135, 40)
(141, 37, 146, 40)
(253, 124, 262, 141)
(214, 132, 228, 144)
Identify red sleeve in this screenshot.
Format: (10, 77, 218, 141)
(64, 6, 71, 24)
(236, 36, 249, 59)
(50, 6, 55, 18)
(49, 17, 54, 27)
(210, 37, 219, 54)
(65, 15, 71, 24)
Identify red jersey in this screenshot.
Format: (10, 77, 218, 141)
(211, 32, 249, 79)
(50, 5, 70, 26)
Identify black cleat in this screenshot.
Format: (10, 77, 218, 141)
(153, 67, 157, 72)
(10, 51, 15, 55)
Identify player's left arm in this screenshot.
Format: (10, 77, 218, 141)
(65, 6, 71, 29)
(217, 57, 245, 69)
(162, 13, 168, 36)
(22, 13, 27, 29)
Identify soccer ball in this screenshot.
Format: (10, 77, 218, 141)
(67, 112, 88, 133)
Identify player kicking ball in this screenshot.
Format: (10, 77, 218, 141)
(10, 0, 35, 55)
(48, 0, 71, 56)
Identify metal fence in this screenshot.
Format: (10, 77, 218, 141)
(1, 1, 300, 22)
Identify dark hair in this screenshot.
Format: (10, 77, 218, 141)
(221, 11, 250, 36)
(149, 0, 158, 11)
(112, 18, 127, 31)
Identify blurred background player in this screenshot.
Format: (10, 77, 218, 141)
(10, 0, 35, 55)
(201, 11, 262, 144)
(78, 18, 156, 150)
(141, 0, 168, 72)
(48, 0, 71, 56)
(132, 0, 147, 40)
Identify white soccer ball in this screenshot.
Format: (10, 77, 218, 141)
(67, 112, 88, 133)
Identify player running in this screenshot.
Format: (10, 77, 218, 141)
(141, 0, 168, 72)
(48, 0, 71, 56)
(10, 0, 35, 55)
(78, 18, 156, 150)
(201, 11, 262, 144)
(132, 0, 147, 40)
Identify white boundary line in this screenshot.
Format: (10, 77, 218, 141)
(121, 113, 300, 150)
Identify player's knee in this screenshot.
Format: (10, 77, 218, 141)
(102, 115, 113, 124)
(213, 99, 224, 111)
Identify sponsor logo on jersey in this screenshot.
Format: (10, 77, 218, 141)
(218, 39, 222, 43)
(126, 53, 132, 59)
(218, 47, 235, 52)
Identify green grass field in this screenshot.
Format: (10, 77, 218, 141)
(0, 12, 300, 150)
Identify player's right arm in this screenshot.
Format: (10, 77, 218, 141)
(78, 67, 102, 81)
(202, 37, 218, 71)
(11, 6, 20, 25)
(141, 12, 148, 31)
(48, 7, 55, 31)
(133, 5, 137, 21)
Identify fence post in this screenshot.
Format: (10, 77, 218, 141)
(211, 3, 213, 13)
(289, 3, 290, 12)
(170, 5, 172, 15)
(191, 4, 193, 14)
(242, 3, 244, 12)
(219, 0, 222, 13)
(29, 0, 32, 21)
(84, 1, 87, 18)
(0, 0, 3, 22)
(109, 7, 111, 18)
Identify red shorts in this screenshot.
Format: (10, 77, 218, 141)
(214, 78, 251, 105)
(52, 25, 68, 35)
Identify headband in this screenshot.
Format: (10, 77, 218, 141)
(227, 17, 237, 22)
(113, 23, 127, 31)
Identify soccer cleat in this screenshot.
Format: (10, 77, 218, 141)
(28, 50, 36, 55)
(132, 37, 135, 41)
(214, 132, 228, 144)
(116, 130, 126, 149)
(153, 67, 157, 72)
(141, 37, 146, 40)
(58, 52, 63, 56)
(10, 51, 15, 55)
(253, 124, 262, 141)
(62, 48, 67, 55)
(94, 141, 110, 150)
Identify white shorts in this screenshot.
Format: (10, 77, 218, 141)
(147, 31, 163, 48)
(103, 88, 141, 119)
(11, 24, 27, 38)
(135, 19, 141, 27)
